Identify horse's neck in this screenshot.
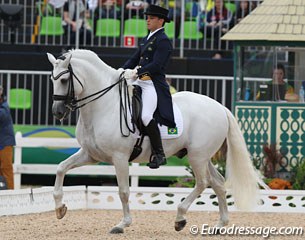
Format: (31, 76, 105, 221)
(77, 66, 121, 127)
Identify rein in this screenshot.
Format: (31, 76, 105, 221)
(52, 64, 135, 137)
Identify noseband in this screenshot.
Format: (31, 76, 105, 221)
(52, 64, 125, 111)
(52, 65, 83, 110)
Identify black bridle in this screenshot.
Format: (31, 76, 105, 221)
(51, 64, 135, 136)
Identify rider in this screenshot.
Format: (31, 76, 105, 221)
(122, 4, 176, 169)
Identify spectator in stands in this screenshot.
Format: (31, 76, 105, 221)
(93, 0, 122, 33)
(125, 0, 149, 19)
(94, 0, 122, 19)
(0, 85, 15, 190)
(63, 0, 92, 45)
(198, 0, 233, 49)
(230, 0, 256, 27)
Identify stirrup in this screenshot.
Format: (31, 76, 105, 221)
(147, 154, 167, 169)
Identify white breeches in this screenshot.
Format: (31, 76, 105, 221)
(133, 79, 157, 126)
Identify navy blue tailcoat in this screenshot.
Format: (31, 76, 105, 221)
(122, 28, 176, 128)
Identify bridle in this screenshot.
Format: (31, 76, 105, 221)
(51, 64, 135, 136)
(52, 64, 125, 111)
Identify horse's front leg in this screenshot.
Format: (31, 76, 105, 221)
(53, 148, 94, 219)
(109, 155, 131, 234)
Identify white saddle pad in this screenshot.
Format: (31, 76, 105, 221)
(132, 102, 183, 139)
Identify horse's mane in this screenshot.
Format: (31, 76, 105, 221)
(66, 49, 115, 72)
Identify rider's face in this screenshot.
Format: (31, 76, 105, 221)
(146, 15, 164, 32)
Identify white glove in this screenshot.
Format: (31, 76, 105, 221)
(124, 68, 138, 81)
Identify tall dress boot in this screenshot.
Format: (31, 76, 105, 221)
(145, 119, 167, 169)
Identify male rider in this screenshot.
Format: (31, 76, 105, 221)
(123, 5, 176, 169)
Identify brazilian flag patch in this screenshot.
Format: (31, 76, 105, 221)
(168, 127, 178, 135)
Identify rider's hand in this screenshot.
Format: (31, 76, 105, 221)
(124, 69, 138, 81)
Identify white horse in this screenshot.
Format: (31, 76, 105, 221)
(47, 49, 262, 234)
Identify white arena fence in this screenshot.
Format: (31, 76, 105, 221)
(13, 131, 192, 189)
(1, 185, 305, 216)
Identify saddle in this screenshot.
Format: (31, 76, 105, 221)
(129, 85, 145, 162)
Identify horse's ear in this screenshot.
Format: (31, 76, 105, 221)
(47, 53, 57, 65)
(62, 54, 72, 69)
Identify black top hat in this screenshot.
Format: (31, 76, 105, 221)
(144, 5, 170, 23)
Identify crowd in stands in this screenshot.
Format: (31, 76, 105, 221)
(35, 0, 261, 51)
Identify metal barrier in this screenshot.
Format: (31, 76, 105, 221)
(0, 69, 234, 126)
(0, 0, 263, 52)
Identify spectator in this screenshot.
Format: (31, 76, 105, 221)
(94, 0, 122, 19)
(230, 0, 255, 27)
(63, 0, 92, 45)
(125, 0, 149, 19)
(0, 85, 16, 190)
(199, 0, 233, 49)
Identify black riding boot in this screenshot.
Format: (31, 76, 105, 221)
(145, 119, 167, 169)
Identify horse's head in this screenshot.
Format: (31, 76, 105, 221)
(47, 52, 84, 120)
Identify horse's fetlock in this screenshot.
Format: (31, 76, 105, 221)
(177, 203, 187, 215)
(53, 191, 63, 200)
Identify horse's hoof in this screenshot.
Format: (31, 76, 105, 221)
(109, 227, 124, 234)
(55, 204, 67, 219)
(175, 219, 187, 231)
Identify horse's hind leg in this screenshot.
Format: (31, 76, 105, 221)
(53, 149, 94, 219)
(175, 157, 209, 231)
(208, 160, 229, 227)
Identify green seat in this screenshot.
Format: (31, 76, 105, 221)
(164, 21, 175, 39)
(179, 21, 203, 40)
(95, 19, 120, 37)
(225, 2, 236, 13)
(124, 19, 147, 38)
(9, 89, 32, 109)
(39, 16, 64, 36)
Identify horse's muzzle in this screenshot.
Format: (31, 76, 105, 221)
(52, 102, 70, 120)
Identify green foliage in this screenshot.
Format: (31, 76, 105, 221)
(169, 149, 227, 188)
(292, 160, 305, 190)
(211, 154, 226, 177)
(169, 165, 195, 188)
(262, 143, 283, 178)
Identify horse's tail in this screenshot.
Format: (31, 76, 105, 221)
(224, 107, 266, 211)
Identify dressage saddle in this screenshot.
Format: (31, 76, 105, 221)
(129, 85, 166, 169)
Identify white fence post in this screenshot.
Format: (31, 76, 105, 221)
(14, 132, 23, 189)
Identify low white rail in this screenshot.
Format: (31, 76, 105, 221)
(1, 186, 305, 216)
(13, 132, 191, 189)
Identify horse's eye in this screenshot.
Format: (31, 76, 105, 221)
(61, 78, 68, 84)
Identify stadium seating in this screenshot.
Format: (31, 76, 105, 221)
(124, 19, 147, 38)
(179, 21, 203, 40)
(9, 89, 32, 109)
(95, 19, 120, 37)
(164, 21, 175, 39)
(39, 16, 64, 36)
